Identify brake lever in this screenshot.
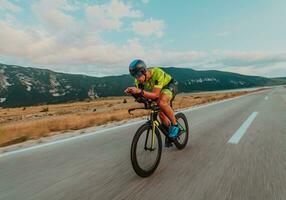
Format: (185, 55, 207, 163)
(128, 107, 146, 115)
(128, 108, 136, 115)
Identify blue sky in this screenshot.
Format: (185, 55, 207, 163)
(0, 0, 285, 77)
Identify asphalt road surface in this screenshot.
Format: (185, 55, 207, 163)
(0, 86, 285, 200)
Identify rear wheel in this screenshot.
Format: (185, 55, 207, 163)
(130, 123, 162, 177)
(173, 112, 189, 150)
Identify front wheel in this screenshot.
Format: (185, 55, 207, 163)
(130, 123, 162, 177)
(173, 112, 189, 150)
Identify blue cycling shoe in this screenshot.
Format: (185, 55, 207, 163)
(168, 124, 179, 139)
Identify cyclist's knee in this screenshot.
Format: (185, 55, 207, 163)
(158, 94, 170, 107)
(158, 99, 168, 108)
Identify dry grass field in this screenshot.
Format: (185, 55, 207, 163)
(0, 89, 267, 147)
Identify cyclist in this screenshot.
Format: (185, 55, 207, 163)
(124, 59, 179, 146)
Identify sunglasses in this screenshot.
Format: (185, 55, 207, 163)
(133, 71, 144, 78)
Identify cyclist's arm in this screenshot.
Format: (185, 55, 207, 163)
(141, 69, 165, 100)
(141, 87, 161, 100)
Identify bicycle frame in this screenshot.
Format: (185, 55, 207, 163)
(146, 105, 186, 150)
(145, 105, 168, 151)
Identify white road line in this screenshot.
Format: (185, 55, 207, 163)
(265, 96, 268, 100)
(0, 90, 266, 158)
(228, 112, 258, 144)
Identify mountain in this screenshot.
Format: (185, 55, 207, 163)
(163, 68, 285, 92)
(0, 63, 285, 108)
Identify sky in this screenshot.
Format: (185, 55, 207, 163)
(0, 0, 285, 77)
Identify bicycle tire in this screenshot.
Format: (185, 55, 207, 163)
(130, 123, 162, 177)
(173, 112, 189, 150)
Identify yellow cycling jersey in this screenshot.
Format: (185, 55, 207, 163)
(135, 67, 172, 90)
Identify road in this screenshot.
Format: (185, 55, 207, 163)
(0, 86, 285, 200)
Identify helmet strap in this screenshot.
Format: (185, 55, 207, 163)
(143, 72, 147, 82)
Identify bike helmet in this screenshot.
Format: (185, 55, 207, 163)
(129, 59, 147, 78)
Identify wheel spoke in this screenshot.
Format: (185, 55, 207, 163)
(177, 121, 185, 130)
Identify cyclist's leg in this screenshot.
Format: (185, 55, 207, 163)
(159, 111, 171, 127)
(157, 90, 177, 125)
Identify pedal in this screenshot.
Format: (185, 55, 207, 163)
(164, 137, 173, 148)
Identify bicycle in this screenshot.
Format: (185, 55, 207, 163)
(128, 94, 189, 177)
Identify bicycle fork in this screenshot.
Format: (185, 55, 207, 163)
(144, 120, 159, 151)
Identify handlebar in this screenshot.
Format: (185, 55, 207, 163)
(128, 93, 159, 115)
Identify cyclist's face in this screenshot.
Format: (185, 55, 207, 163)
(136, 74, 145, 83)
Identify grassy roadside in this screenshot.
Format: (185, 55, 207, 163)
(0, 89, 267, 147)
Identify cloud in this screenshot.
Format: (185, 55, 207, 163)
(0, 20, 63, 59)
(85, 0, 142, 31)
(31, 0, 76, 30)
(0, 0, 285, 78)
(132, 18, 165, 37)
(216, 51, 286, 67)
(0, 0, 145, 73)
(195, 51, 286, 77)
(0, 18, 204, 75)
(0, 0, 21, 12)
(0, 21, 35, 56)
(145, 50, 205, 67)
(220, 63, 286, 78)
(1, 19, 284, 77)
